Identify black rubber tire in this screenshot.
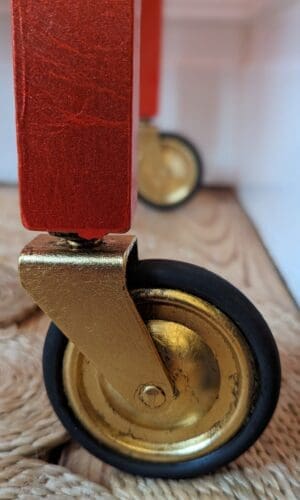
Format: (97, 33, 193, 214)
(139, 132, 203, 210)
(43, 260, 280, 479)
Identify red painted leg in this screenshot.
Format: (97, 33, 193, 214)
(140, 0, 162, 119)
(13, 0, 140, 239)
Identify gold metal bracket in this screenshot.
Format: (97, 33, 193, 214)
(19, 234, 173, 407)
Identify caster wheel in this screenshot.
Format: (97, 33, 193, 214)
(138, 132, 203, 209)
(43, 260, 280, 479)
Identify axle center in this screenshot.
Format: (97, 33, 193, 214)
(138, 384, 166, 409)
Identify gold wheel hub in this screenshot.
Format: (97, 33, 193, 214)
(63, 289, 255, 463)
(138, 125, 199, 206)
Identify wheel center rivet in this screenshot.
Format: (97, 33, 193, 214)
(138, 385, 166, 409)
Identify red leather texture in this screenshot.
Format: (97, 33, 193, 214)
(13, 0, 140, 239)
(140, 0, 162, 118)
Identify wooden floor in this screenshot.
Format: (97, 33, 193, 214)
(0, 186, 299, 498)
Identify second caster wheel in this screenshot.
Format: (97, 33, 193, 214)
(138, 124, 203, 209)
(43, 260, 280, 479)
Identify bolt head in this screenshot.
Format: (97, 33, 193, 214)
(138, 385, 166, 409)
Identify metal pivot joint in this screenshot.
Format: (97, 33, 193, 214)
(19, 234, 174, 408)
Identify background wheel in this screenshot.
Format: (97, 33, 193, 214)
(43, 260, 280, 479)
(138, 132, 203, 209)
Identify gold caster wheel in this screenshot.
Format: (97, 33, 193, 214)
(43, 260, 280, 479)
(138, 123, 203, 209)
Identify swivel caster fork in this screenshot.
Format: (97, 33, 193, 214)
(20, 233, 280, 479)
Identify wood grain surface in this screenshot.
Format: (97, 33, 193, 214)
(0, 186, 299, 498)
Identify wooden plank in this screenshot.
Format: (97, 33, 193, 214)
(12, 0, 140, 239)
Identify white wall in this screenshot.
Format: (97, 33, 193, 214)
(237, 2, 300, 303)
(0, 5, 17, 183)
(156, 18, 244, 183)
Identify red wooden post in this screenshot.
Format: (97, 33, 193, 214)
(140, 0, 162, 119)
(12, 0, 140, 239)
